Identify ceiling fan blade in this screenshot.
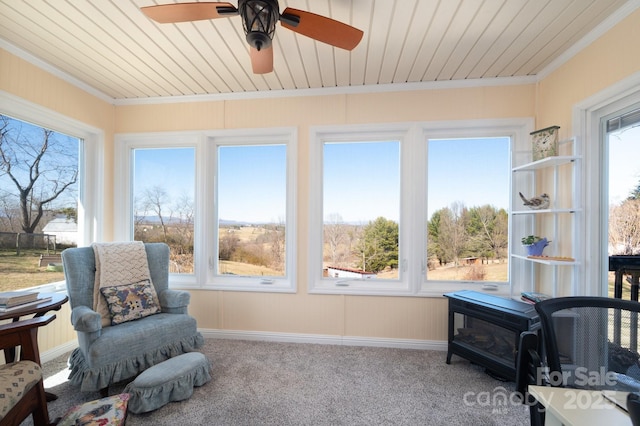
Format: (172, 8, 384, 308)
(250, 46, 274, 74)
(141, 2, 238, 24)
(280, 8, 363, 50)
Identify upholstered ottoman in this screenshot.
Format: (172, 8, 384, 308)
(124, 352, 211, 414)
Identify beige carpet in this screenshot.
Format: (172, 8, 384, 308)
(29, 339, 529, 425)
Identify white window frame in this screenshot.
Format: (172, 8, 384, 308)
(114, 131, 201, 288)
(204, 128, 297, 292)
(115, 127, 297, 292)
(308, 123, 414, 296)
(419, 118, 533, 297)
(573, 72, 640, 296)
(0, 90, 104, 292)
(308, 118, 532, 297)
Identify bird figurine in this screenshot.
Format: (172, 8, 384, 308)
(519, 192, 550, 210)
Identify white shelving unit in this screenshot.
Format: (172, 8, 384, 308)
(510, 138, 582, 299)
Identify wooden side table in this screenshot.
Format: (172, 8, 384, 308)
(0, 292, 69, 401)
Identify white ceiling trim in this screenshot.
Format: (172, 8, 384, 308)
(113, 75, 538, 106)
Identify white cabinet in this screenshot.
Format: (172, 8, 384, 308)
(510, 138, 582, 299)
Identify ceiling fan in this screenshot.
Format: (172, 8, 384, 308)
(141, 1, 364, 74)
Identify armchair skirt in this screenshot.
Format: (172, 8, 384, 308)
(67, 312, 203, 392)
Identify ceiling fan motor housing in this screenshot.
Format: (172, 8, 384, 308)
(239, 0, 280, 51)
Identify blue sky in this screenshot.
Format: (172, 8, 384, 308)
(323, 138, 510, 223)
(217, 144, 286, 223)
(132, 138, 511, 224)
(323, 141, 400, 223)
(608, 125, 640, 205)
(134, 145, 287, 223)
(133, 147, 196, 206)
(428, 137, 510, 218)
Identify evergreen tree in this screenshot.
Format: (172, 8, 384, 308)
(355, 217, 399, 273)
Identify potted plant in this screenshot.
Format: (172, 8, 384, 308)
(521, 235, 550, 256)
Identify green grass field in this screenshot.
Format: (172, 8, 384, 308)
(0, 250, 64, 291)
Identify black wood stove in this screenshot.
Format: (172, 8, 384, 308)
(445, 290, 541, 381)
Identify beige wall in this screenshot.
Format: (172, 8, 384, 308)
(1, 7, 639, 352)
(537, 8, 640, 140)
(116, 85, 535, 342)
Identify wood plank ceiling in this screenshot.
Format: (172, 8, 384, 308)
(0, 0, 634, 102)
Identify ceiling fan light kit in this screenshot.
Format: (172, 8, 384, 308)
(141, 1, 363, 74)
(239, 0, 279, 51)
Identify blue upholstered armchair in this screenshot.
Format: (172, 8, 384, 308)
(62, 242, 204, 393)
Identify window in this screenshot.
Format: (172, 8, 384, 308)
(309, 119, 530, 296)
(132, 147, 196, 275)
(605, 106, 640, 298)
(322, 141, 400, 281)
(217, 144, 287, 277)
(0, 92, 103, 292)
(577, 75, 640, 296)
(427, 138, 510, 282)
(116, 128, 297, 292)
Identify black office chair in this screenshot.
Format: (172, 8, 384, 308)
(628, 393, 640, 426)
(515, 331, 545, 426)
(516, 296, 640, 425)
(535, 296, 640, 392)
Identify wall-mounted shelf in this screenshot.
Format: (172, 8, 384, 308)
(510, 137, 582, 298)
(511, 254, 579, 266)
(512, 208, 581, 215)
(512, 155, 579, 172)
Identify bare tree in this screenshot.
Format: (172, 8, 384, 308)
(609, 199, 640, 255)
(141, 185, 171, 242)
(219, 231, 240, 261)
(172, 193, 194, 250)
(0, 193, 18, 231)
(324, 213, 346, 265)
(438, 202, 469, 266)
(132, 194, 147, 239)
(0, 115, 78, 234)
(468, 205, 508, 261)
(267, 218, 286, 271)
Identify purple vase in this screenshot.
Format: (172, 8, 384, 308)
(525, 238, 549, 256)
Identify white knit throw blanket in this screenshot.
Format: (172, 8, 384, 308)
(92, 241, 151, 327)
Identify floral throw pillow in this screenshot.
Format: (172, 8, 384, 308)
(100, 280, 160, 325)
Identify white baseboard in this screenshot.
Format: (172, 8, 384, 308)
(39, 331, 447, 364)
(200, 328, 448, 351)
(41, 339, 78, 364)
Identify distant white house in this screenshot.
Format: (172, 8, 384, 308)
(326, 266, 376, 280)
(42, 217, 78, 246)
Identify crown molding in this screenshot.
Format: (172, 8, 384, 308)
(112, 75, 538, 106)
